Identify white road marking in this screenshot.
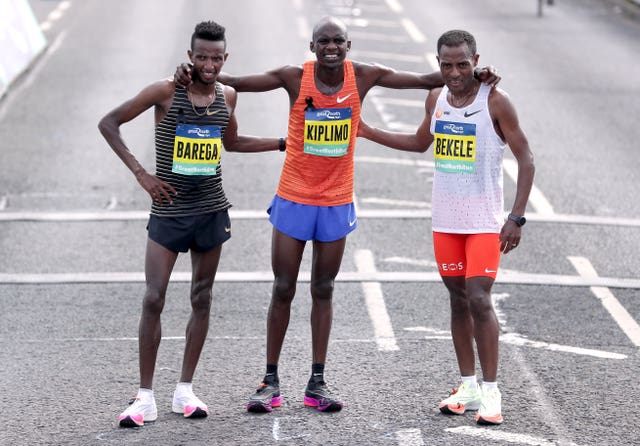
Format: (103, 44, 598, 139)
(372, 97, 425, 107)
(494, 290, 627, 359)
(425, 52, 439, 71)
(400, 18, 426, 43)
(359, 197, 430, 208)
(385, 0, 403, 13)
(445, 426, 583, 446)
(385, 256, 438, 268)
(357, 155, 433, 168)
(349, 50, 424, 63)
(569, 256, 640, 347)
(503, 158, 555, 215)
(500, 332, 626, 359)
(340, 17, 401, 28)
(395, 428, 424, 446)
(349, 31, 410, 43)
(406, 326, 626, 359)
(39, 0, 71, 31)
(3, 270, 640, 289)
(355, 249, 399, 351)
(297, 15, 310, 41)
(272, 418, 281, 441)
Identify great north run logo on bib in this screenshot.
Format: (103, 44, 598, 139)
(172, 124, 221, 175)
(304, 108, 352, 157)
(433, 120, 477, 173)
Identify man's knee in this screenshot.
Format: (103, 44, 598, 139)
(142, 287, 166, 315)
(468, 292, 494, 320)
(310, 277, 335, 302)
(190, 281, 213, 313)
(273, 276, 296, 304)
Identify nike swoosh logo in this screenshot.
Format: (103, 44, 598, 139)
(224, 227, 231, 233)
(206, 109, 221, 116)
(349, 217, 357, 227)
(336, 94, 353, 104)
(464, 109, 482, 118)
(484, 268, 496, 273)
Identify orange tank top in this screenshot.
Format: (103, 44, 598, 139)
(276, 60, 361, 206)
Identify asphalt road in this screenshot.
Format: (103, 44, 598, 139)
(1, 0, 640, 445)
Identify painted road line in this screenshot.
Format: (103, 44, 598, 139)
(348, 31, 410, 43)
(385, 0, 403, 13)
(40, 0, 71, 31)
(3, 270, 640, 289)
(340, 18, 401, 28)
(395, 428, 424, 446)
(411, 293, 627, 359)
(372, 97, 425, 108)
(297, 15, 310, 41)
(349, 50, 425, 63)
(357, 155, 433, 168)
(503, 158, 555, 215)
(355, 250, 399, 351)
(400, 18, 426, 43)
(359, 197, 430, 208)
(569, 256, 640, 347)
(500, 332, 627, 359)
(425, 52, 438, 71)
(445, 426, 583, 446)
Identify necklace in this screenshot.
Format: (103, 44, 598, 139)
(449, 83, 478, 108)
(187, 87, 216, 117)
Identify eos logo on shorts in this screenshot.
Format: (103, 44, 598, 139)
(440, 262, 464, 272)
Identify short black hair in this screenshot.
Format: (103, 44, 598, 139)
(191, 21, 226, 50)
(436, 30, 476, 56)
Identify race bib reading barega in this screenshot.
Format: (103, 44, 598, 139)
(304, 108, 351, 157)
(433, 120, 476, 174)
(172, 124, 221, 175)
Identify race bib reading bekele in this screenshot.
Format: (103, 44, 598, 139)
(172, 124, 221, 175)
(433, 120, 476, 174)
(304, 108, 352, 157)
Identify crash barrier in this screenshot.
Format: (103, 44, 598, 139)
(0, 0, 47, 98)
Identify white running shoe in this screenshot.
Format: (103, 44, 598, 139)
(118, 395, 158, 427)
(476, 385, 503, 425)
(438, 381, 481, 415)
(172, 386, 209, 418)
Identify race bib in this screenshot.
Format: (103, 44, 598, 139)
(433, 120, 476, 174)
(172, 124, 221, 175)
(303, 108, 351, 157)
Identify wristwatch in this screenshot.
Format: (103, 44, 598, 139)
(508, 214, 526, 227)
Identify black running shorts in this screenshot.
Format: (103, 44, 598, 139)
(147, 210, 231, 253)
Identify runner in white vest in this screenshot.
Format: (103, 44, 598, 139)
(358, 29, 535, 426)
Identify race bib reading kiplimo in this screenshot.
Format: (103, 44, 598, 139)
(433, 120, 476, 174)
(304, 108, 351, 157)
(172, 124, 221, 175)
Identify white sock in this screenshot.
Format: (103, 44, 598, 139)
(482, 381, 498, 391)
(137, 388, 154, 400)
(176, 382, 193, 393)
(461, 375, 478, 388)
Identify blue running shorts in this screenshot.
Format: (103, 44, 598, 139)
(267, 195, 357, 242)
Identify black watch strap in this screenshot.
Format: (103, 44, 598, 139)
(508, 214, 526, 227)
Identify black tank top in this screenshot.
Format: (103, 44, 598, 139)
(151, 83, 231, 217)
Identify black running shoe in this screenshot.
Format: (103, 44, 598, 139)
(304, 380, 343, 412)
(246, 381, 282, 413)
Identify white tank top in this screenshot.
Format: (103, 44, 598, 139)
(429, 83, 506, 233)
